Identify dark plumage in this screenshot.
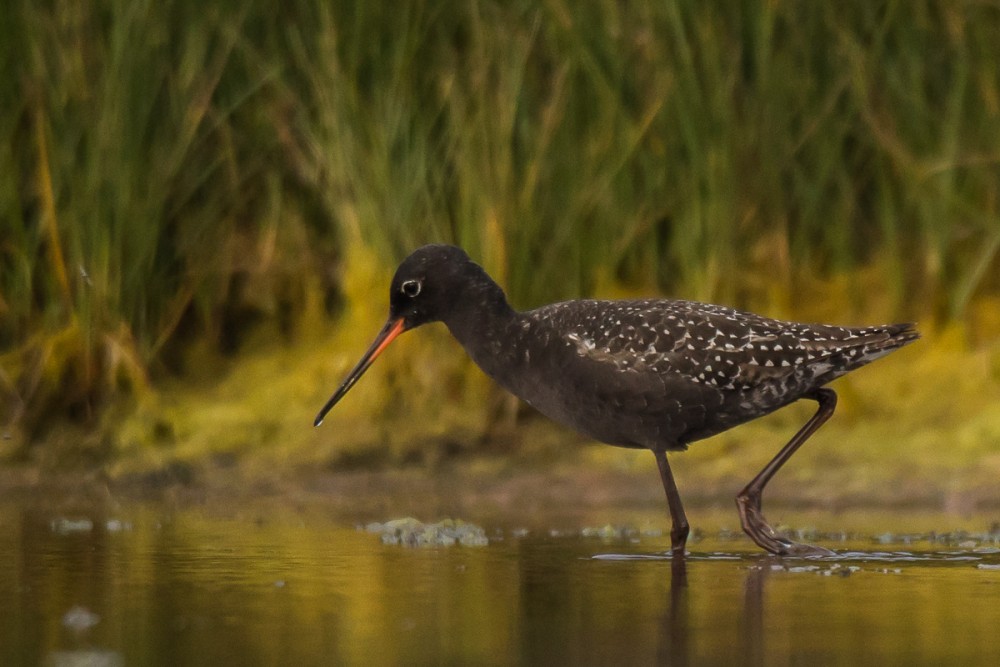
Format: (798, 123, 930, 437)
(315, 244, 919, 556)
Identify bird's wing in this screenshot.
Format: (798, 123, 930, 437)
(540, 298, 906, 392)
(530, 300, 731, 443)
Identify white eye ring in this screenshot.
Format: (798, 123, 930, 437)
(401, 279, 422, 297)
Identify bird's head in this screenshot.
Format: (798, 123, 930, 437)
(313, 244, 478, 426)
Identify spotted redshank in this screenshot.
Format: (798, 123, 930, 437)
(315, 245, 919, 556)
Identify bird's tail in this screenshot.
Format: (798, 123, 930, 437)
(866, 322, 920, 352)
(830, 322, 919, 375)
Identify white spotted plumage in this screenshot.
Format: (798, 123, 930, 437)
(505, 298, 918, 447)
(534, 299, 904, 386)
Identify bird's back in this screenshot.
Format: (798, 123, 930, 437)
(501, 299, 918, 450)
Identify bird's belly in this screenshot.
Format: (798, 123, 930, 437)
(521, 392, 658, 449)
(499, 373, 692, 450)
(471, 336, 815, 451)
(500, 369, 806, 452)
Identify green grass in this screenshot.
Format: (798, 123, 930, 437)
(2, 0, 1000, 471)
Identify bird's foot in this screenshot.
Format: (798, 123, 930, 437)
(669, 524, 689, 558)
(736, 492, 834, 557)
(776, 540, 834, 557)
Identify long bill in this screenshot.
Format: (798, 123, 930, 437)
(313, 317, 407, 426)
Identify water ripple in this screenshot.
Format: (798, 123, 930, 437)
(592, 549, 1000, 567)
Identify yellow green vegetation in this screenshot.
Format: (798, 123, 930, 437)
(97, 262, 1000, 508)
(2, 1, 1000, 504)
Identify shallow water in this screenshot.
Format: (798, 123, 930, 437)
(4, 496, 1000, 666)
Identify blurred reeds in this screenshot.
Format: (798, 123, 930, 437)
(2, 0, 1000, 462)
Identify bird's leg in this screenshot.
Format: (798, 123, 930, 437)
(736, 388, 837, 556)
(654, 449, 689, 556)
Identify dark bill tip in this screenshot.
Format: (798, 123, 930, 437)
(313, 317, 406, 427)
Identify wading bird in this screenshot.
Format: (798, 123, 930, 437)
(315, 245, 918, 556)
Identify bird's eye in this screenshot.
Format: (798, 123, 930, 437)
(400, 279, 422, 297)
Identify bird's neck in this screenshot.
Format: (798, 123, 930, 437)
(442, 272, 521, 374)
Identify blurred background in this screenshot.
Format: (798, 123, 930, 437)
(2, 0, 1000, 505)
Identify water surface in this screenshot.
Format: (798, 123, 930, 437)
(3, 495, 1000, 665)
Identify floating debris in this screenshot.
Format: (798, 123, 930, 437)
(105, 520, 132, 533)
(576, 524, 666, 540)
(581, 524, 638, 540)
(786, 565, 821, 573)
(62, 605, 100, 633)
(50, 519, 94, 535)
(47, 650, 123, 667)
(365, 518, 488, 547)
